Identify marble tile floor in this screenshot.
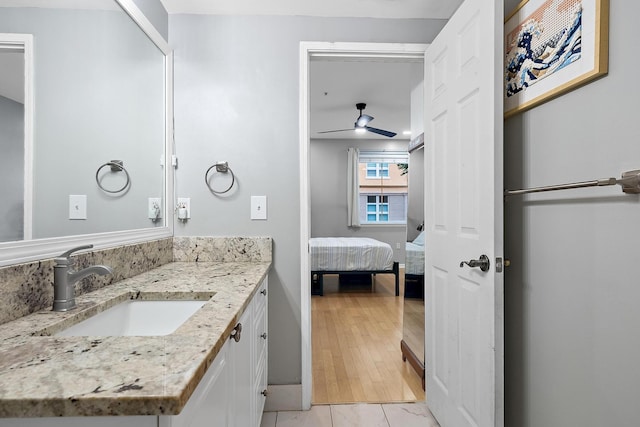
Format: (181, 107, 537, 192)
(261, 402, 440, 427)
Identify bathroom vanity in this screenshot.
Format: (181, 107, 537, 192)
(0, 260, 270, 427)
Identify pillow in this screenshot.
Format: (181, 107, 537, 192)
(412, 231, 425, 246)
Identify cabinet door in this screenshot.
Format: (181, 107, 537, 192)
(253, 278, 268, 425)
(231, 302, 253, 427)
(160, 340, 231, 427)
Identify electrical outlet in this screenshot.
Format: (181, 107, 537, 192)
(148, 198, 162, 220)
(177, 197, 191, 219)
(396, 242, 401, 249)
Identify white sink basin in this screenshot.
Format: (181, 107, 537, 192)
(54, 300, 207, 337)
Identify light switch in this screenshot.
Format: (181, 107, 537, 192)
(251, 196, 267, 220)
(69, 195, 87, 220)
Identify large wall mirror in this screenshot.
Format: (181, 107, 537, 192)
(402, 133, 425, 387)
(0, 0, 173, 266)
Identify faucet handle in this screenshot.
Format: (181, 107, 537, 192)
(55, 244, 94, 265)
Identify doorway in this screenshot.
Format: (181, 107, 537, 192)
(299, 42, 428, 410)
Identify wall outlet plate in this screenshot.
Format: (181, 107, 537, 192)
(251, 196, 267, 220)
(148, 198, 162, 220)
(177, 197, 191, 219)
(69, 195, 87, 220)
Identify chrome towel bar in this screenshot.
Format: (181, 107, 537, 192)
(504, 169, 640, 197)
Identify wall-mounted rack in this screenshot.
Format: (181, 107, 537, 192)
(504, 169, 640, 197)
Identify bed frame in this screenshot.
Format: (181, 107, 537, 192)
(311, 261, 400, 297)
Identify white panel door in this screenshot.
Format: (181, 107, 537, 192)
(424, 1, 504, 427)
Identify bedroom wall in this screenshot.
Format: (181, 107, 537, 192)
(169, 14, 446, 386)
(503, 1, 640, 426)
(310, 138, 410, 263)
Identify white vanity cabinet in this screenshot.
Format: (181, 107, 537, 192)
(1, 278, 268, 427)
(161, 277, 269, 427)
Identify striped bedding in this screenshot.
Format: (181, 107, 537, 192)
(309, 237, 394, 272)
(405, 242, 425, 275)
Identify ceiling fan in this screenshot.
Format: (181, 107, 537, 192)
(317, 103, 397, 138)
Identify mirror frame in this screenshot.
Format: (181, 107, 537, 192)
(0, 0, 174, 267)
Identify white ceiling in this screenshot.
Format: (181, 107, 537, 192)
(160, 0, 462, 19)
(310, 59, 423, 140)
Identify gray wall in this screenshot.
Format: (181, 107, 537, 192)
(310, 138, 409, 262)
(0, 96, 24, 242)
(169, 15, 446, 385)
(503, 1, 640, 426)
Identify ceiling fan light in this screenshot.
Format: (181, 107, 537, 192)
(355, 128, 366, 134)
(355, 117, 368, 127)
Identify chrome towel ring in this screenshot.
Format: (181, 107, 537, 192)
(96, 160, 130, 194)
(205, 161, 235, 194)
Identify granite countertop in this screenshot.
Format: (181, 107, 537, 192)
(0, 261, 270, 418)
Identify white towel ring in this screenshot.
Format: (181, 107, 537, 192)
(205, 162, 235, 194)
(96, 161, 130, 194)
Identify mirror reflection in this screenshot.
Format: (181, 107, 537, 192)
(0, 39, 25, 242)
(0, 0, 166, 243)
(402, 136, 425, 387)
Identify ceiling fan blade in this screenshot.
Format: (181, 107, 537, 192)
(317, 129, 354, 134)
(355, 114, 374, 127)
(365, 126, 397, 138)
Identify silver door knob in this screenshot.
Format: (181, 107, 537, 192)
(459, 254, 490, 272)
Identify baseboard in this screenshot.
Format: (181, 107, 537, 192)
(264, 384, 303, 412)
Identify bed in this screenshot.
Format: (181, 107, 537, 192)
(404, 232, 425, 299)
(310, 237, 399, 296)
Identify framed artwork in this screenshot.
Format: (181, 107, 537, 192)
(504, 0, 609, 118)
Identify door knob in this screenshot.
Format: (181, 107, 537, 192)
(459, 254, 490, 272)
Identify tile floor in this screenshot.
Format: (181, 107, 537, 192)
(261, 402, 440, 427)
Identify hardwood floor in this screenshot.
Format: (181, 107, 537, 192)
(311, 270, 425, 404)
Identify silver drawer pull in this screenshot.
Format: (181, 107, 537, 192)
(260, 332, 267, 340)
(260, 289, 267, 296)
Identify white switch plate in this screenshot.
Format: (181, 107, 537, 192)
(148, 198, 162, 220)
(177, 197, 191, 219)
(69, 195, 87, 220)
(251, 196, 267, 220)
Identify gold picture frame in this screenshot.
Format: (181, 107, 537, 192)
(504, 0, 609, 118)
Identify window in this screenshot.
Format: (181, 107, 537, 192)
(358, 151, 408, 225)
(366, 162, 389, 179)
(367, 195, 389, 222)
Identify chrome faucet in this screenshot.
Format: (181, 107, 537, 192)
(52, 244, 113, 312)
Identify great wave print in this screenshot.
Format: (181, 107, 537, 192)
(505, 0, 583, 98)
